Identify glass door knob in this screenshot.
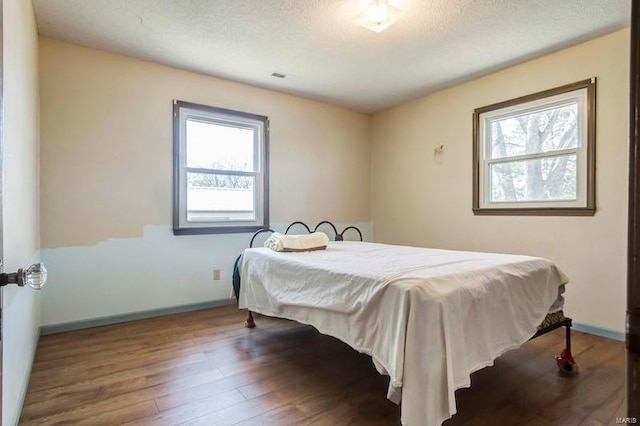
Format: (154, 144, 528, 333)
(0, 263, 48, 290)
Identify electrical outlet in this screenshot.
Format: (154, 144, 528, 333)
(213, 269, 221, 280)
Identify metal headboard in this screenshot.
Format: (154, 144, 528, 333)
(249, 221, 363, 248)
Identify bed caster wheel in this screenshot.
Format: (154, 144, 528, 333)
(245, 311, 256, 329)
(555, 349, 579, 375)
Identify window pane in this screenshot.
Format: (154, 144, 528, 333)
(186, 119, 254, 172)
(489, 154, 577, 203)
(187, 172, 255, 222)
(489, 103, 578, 159)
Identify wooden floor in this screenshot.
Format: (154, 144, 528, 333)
(20, 305, 625, 425)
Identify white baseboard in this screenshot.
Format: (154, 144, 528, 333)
(40, 299, 236, 335)
(573, 321, 625, 341)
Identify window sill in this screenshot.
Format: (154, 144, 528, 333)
(173, 225, 268, 235)
(472, 207, 596, 216)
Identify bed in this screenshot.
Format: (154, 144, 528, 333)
(235, 221, 574, 426)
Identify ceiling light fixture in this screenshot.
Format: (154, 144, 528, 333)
(355, 0, 405, 33)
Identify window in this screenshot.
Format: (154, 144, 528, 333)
(473, 79, 596, 216)
(173, 100, 269, 234)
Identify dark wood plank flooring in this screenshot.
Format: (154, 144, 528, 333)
(20, 305, 625, 425)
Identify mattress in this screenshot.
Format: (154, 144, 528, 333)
(538, 310, 566, 330)
(549, 284, 566, 313)
(239, 241, 569, 425)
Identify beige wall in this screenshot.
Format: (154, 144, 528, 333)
(39, 37, 372, 326)
(40, 38, 371, 249)
(2, 0, 41, 424)
(372, 29, 629, 333)
(40, 30, 629, 333)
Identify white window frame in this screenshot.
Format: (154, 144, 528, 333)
(173, 100, 269, 234)
(473, 79, 596, 216)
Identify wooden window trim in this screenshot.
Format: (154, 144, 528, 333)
(472, 78, 596, 216)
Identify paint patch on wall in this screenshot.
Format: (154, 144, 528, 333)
(40, 222, 372, 326)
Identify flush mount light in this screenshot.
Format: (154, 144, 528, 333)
(355, 0, 405, 33)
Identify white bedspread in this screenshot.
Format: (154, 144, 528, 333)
(238, 241, 568, 425)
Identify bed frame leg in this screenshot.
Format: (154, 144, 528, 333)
(555, 319, 578, 375)
(245, 311, 256, 328)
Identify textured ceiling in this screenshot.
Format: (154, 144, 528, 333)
(33, 0, 630, 112)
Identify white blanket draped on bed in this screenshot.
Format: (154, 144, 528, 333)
(238, 241, 568, 425)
